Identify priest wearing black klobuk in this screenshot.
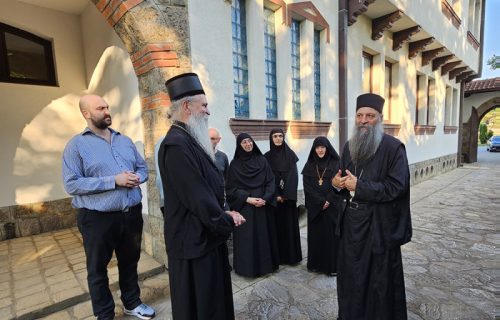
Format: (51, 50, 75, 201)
(264, 128, 302, 265)
(226, 133, 280, 277)
(302, 136, 342, 276)
(158, 73, 246, 320)
(333, 93, 412, 320)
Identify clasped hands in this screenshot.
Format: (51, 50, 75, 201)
(246, 197, 266, 207)
(332, 169, 357, 192)
(226, 211, 246, 226)
(115, 171, 141, 188)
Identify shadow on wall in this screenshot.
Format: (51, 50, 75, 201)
(12, 46, 141, 205)
(0, 46, 142, 239)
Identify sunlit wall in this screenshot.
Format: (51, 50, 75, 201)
(0, 1, 144, 209)
(188, 0, 340, 188)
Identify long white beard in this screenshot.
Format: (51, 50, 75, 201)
(349, 119, 384, 166)
(187, 113, 215, 161)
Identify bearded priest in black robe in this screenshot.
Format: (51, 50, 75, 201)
(264, 128, 302, 265)
(302, 136, 342, 275)
(158, 73, 246, 320)
(333, 93, 412, 320)
(226, 133, 280, 277)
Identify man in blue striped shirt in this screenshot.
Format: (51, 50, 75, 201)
(62, 94, 155, 320)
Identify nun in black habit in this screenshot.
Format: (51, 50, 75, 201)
(264, 129, 302, 265)
(302, 136, 342, 275)
(226, 133, 280, 277)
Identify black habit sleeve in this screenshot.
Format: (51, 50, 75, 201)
(164, 145, 234, 237)
(354, 145, 409, 203)
(303, 175, 327, 221)
(226, 186, 250, 212)
(261, 165, 277, 205)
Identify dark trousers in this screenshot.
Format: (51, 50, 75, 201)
(77, 203, 143, 319)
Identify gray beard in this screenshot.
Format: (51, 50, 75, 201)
(349, 120, 384, 166)
(187, 114, 215, 161)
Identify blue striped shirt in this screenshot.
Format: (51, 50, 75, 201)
(62, 127, 148, 212)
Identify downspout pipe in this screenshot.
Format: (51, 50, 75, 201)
(477, 0, 486, 79)
(457, 0, 486, 166)
(338, 0, 348, 151)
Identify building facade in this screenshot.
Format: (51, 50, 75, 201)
(0, 0, 485, 264)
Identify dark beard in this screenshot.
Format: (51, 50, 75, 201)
(92, 116, 111, 129)
(349, 119, 384, 166)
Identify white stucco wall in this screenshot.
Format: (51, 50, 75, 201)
(0, 1, 144, 209)
(390, 0, 480, 72)
(188, 0, 339, 187)
(80, 4, 147, 212)
(463, 91, 500, 121)
(0, 1, 86, 207)
(347, 14, 465, 165)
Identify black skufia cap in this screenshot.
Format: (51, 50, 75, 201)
(165, 72, 205, 101)
(356, 93, 385, 113)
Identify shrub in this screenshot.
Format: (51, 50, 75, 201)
(479, 123, 489, 144)
(487, 130, 494, 140)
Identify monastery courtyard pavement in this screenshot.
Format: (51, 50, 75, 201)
(2, 147, 496, 320)
(150, 147, 498, 320)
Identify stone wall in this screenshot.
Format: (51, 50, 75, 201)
(409, 153, 458, 186)
(0, 198, 76, 241)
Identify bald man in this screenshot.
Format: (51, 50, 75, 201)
(208, 127, 230, 178)
(62, 95, 155, 320)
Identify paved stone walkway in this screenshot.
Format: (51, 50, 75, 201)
(3, 148, 498, 319)
(149, 148, 498, 320)
(0, 228, 165, 320)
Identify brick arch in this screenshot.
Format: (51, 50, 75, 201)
(462, 97, 500, 163)
(91, 0, 193, 263)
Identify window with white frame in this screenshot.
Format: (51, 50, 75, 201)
(444, 85, 452, 126)
(416, 74, 427, 125)
(427, 78, 436, 125)
(362, 51, 373, 93)
(264, 8, 278, 119)
(291, 19, 301, 120)
(232, 0, 249, 118)
(468, 0, 482, 38)
(384, 61, 392, 122)
(452, 88, 459, 125)
(314, 30, 321, 121)
(473, 0, 481, 37)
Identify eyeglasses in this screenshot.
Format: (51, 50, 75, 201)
(210, 137, 218, 140)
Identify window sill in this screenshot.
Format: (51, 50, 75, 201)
(414, 124, 437, 135)
(467, 31, 480, 50)
(229, 118, 332, 140)
(444, 126, 458, 134)
(441, 0, 461, 29)
(383, 123, 401, 136)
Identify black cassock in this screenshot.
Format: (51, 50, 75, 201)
(302, 137, 343, 275)
(159, 121, 235, 320)
(226, 133, 279, 277)
(337, 134, 412, 320)
(264, 129, 302, 265)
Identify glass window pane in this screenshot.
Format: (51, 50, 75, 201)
(5, 32, 49, 81)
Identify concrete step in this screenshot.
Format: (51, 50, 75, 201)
(2, 227, 167, 320)
(38, 272, 170, 320)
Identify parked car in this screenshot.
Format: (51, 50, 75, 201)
(486, 136, 500, 152)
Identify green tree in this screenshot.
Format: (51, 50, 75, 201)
(486, 54, 499, 70)
(487, 129, 494, 140)
(479, 123, 489, 144)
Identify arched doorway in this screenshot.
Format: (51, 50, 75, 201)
(0, 0, 194, 264)
(88, 0, 194, 263)
(462, 97, 500, 163)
